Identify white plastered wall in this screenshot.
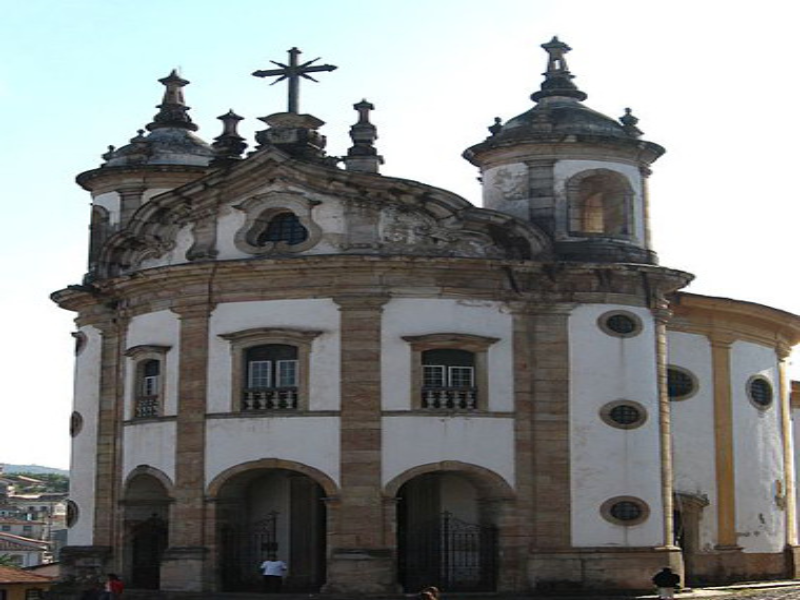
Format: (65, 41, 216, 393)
(206, 416, 341, 486)
(121, 310, 181, 483)
(205, 299, 341, 486)
(92, 191, 121, 226)
(207, 299, 340, 412)
(381, 298, 514, 411)
(667, 331, 718, 551)
(569, 304, 664, 547)
(482, 163, 530, 221)
(68, 325, 102, 545)
(382, 298, 515, 488)
(730, 341, 785, 553)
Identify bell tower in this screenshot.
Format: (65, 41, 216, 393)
(464, 37, 664, 264)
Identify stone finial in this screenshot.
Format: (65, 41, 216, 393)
(488, 117, 503, 136)
(531, 36, 587, 103)
(343, 99, 383, 173)
(211, 110, 248, 166)
(146, 69, 199, 132)
(619, 108, 643, 138)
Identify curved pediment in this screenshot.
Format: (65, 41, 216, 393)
(91, 147, 552, 280)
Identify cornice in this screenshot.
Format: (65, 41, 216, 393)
(668, 292, 800, 350)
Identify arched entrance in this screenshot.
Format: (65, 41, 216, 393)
(122, 471, 171, 589)
(215, 468, 327, 592)
(396, 471, 498, 592)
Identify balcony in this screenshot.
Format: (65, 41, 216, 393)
(134, 395, 160, 418)
(421, 387, 478, 410)
(242, 387, 299, 411)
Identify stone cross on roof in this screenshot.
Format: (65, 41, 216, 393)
(252, 47, 338, 114)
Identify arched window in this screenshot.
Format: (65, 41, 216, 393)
(567, 170, 633, 237)
(256, 212, 309, 246)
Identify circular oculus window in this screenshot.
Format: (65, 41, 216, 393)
(69, 411, 83, 438)
(600, 401, 648, 429)
(748, 376, 774, 409)
(66, 500, 79, 528)
(600, 496, 650, 526)
(667, 366, 698, 401)
(598, 311, 643, 338)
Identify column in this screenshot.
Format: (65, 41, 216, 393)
(160, 303, 212, 591)
(777, 345, 800, 574)
(710, 334, 739, 550)
(653, 304, 677, 550)
(325, 296, 395, 594)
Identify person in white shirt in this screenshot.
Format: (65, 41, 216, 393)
(259, 554, 288, 593)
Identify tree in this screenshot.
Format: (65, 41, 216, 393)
(0, 553, 19, 567)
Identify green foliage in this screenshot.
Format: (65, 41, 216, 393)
(0, 553, 20, 567)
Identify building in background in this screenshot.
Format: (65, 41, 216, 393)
(52, 40, 800, 596)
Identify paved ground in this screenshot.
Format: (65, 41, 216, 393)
(635, 583, 800, 600)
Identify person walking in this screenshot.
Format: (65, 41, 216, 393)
(260, 554, 288, 593)
(101, 573, 124, 600)
(652, 567, 681, 600)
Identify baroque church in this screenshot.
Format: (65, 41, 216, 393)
(53, 39, 800, 596)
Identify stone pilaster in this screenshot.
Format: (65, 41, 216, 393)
(160, 302, 212, 592)
(94, 317, 127, 571)
(777, 344, 800, 574)
(528, 305, 573, 551)
(710, 334, 739, 551)
(653, 304, 678, 551)
(117, 186, 145, 228)
(325, 295, 395, 595)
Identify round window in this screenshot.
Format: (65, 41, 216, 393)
(69, 412, 83, 438)
(667, 366, 697, 401)
(66, 500, 79, 528)
(600, 400, 648, 430)
(601, 496, 650, 526)
(598, 311, 642, 338)
(748, 376, 774, 409)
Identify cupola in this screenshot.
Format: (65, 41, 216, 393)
(464, 38, 665, 264)
(76, 71, 215, 281)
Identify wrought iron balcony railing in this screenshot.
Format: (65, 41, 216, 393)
(134, 395, 160, 419)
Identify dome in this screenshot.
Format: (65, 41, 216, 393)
(497, 96, 632, 141)
(99, 70, 214, 169)
(102, 127, 214, 168)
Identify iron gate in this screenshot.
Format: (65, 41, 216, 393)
(220, 512, 279, 591)
(399, 511, 497, 592)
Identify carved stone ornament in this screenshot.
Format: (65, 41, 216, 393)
(233, 191, 322, 255)
(378, 205, 501, 258)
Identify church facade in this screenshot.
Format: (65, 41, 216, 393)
(53, 40, 800, 595)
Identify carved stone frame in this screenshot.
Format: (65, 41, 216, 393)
(124, 344, 172, 419)
(233, 192, 322, 255)
(401, 333, 500, 411)
(219, 327, 324, 413)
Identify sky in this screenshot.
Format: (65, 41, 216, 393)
(1, 0, 798, 470)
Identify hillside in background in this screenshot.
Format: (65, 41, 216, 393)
(1, 464, 69, 476)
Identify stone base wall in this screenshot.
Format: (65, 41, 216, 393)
(688, 549, 790, 586)
(321, 549, 399, 595)
(529, 547, 683, 591)
(160, 546, 209, 592)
